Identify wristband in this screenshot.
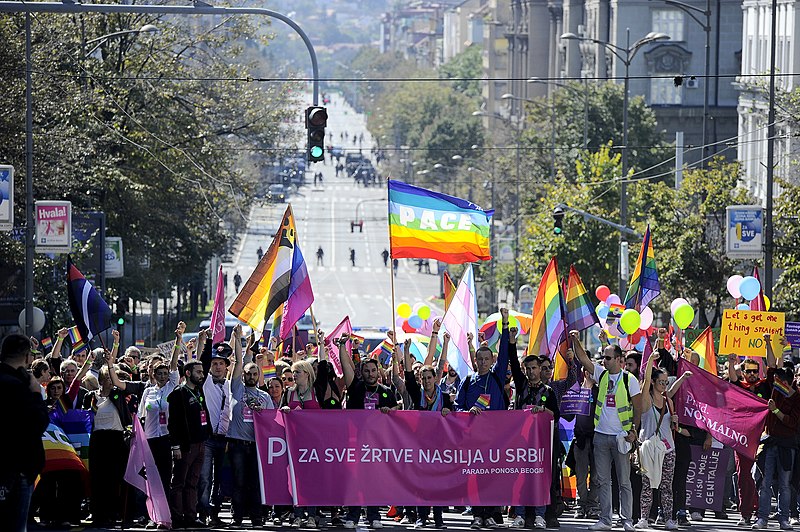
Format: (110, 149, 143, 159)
(113, 342, 119, 348)
(772, 408, 780, 415)
(171, 446, 179, 450)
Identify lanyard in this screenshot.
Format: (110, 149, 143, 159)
(186, 386, 203, 406)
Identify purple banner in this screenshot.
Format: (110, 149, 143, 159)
(560, 384, 592, 416)
(786, 322, 800, 348)
(686, 445, 732, 511)
(254, 410, 553, 507)
(675, 359, 768, 460)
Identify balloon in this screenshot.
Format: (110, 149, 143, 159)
(736, 303, 750, 310)
(674, 304, 695, 330)
(606, 294, 621, 306)
(639, 306, 654, 330)
(402, 320, 415, 333)
(609, 321, 627, 338)
(619, 337, 633, 350)
(635, 338, 647, 351)
(620, 309, 641, 335)
(597, 303, 610, 320)
(764, 295, 771, 311)
(670, 298, 689, 315)
(417, 305, 431, 320)
(395, 317, 405, 328)
(397, 303, 412, 318)
(739, 276, 761, 301)
(630, 330, 644, 344)
(596, 285, 611, 302)
(727, 275, 744, 299)
(408, 315, 423, 329)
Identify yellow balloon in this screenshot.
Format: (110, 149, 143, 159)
(764, 295, 771, 311)
(397, 303, 412, 318)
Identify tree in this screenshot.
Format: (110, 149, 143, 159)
(775, 181, 800, 319)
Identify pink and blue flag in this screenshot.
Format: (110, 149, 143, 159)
(441, 264, 478, 379)
(279, 239, 314, 340)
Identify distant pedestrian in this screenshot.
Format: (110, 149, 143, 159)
(223, 273, 228, 293)
(256, 246, 263, 262)
(318, 172, 323, 185)
(393, 258, 399, 277)
(349, 248, 356, 267)
(233, 272, 242, 293)
(316, 246, 324, 266)
(314, 173, 318, 186)
(423, 260, 431, 274)
(381, 249, 390, 267)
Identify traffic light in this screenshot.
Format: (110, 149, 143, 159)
(553, 206, 565, 235)
(305, 106, 327, 163)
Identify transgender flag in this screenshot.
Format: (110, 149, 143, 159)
(441, 264, 478, 379)
(279, 238, 314, 340)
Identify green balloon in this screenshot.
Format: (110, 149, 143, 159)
(619, 309, 641, 335)
(418, 305, 431, 320)
(674, 304, 695, 330)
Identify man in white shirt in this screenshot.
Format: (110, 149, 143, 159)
(571, 330, 642, 532)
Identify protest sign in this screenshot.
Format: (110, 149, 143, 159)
(156, 339, 188, 358)
(255, 409, 553, 507)
(560, 384, 592, 416)
(686, 445, 732, 511)
(718, 309, 785, 358)
(786, 322, 800, 348)
(675, 359, 768, 460)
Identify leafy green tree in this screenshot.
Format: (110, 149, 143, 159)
(439, 45, 482, 99)
(775, 181, 800, 319)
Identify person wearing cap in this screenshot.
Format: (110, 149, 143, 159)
(197, 326, 236, 527)
(0, 334, 50, 530)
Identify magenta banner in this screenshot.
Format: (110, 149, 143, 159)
(675, 359, 769, 460)
(254, 410, 553, 507)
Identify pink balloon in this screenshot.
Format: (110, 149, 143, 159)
(595, 285, 611, 302)
(639, 307, 654, 330)
(395, 317, 405, 328)
(606, 294, 621, 306)
(727, 275, 743, 299)
(619, 337, 633, 350)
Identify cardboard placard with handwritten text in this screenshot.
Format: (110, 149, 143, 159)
(719, 309, 785, 358)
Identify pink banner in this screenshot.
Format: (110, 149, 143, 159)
(675, 359, 769, 460)
(254, 410, 553, 507)
(210, 265, 226, 344)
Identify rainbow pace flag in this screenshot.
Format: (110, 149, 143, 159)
(443, 270, 457, 311)
(690, 326, 718, 376)
(371, 340, 394, 366)
(564, 265, 599, 333)
(624, 225, 660, 312)
(527, 257, 566, 359)
(388, 180, 493, 264)
(229, 205, 296, 333)
(279, 237, 315, 340)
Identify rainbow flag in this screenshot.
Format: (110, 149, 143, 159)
(350, 333, 365, 344)
(41, 422, 89, 488)
(279, 236, 315, 340)
(527, 257, 566, 359)
(229, 205, 297, 333)
(262, 364, 277, 380)
(476, 394, 491, 410)
(690, 326, 718, 375)
(41, 337, 53, 350)
(370, 340, 394, 365)
(443, 270, 457, 311)
(68, 325, 86, 353)
(388, 180, 493, 264)
(774, 379, 793, 397)
(564, 265, 599, 333)
(624, 225, 660, 312)
(135, 339, 145, 347)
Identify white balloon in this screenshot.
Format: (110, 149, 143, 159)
(18, 306, 46, 333)
(639, 306, 654, 330)
(670, 298, 689, 315)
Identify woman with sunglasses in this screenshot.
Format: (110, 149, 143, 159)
(635, 350, 690, 530)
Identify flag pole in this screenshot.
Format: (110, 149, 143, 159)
(309, 305, 321, 348)
(387, 177, 397, 344)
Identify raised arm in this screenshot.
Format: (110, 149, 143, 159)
(199, 328, 212, 375)
(232, 325, 244, 381)
(438, 333, 450, 380)
(424, 319, 441, 366)
(728, 353, 740, 383)
(569, 330, 594, 375)
(110, 329, 121, 364)
(667, 368, 693, 398)
(765, 333, 777, 369)
(171, 322, 185, 372)
(339, 334, 355, 387)
(105, 355, 127, 391)
(317, 330, 328, 361)
(640, 347, 656, 411)
(508, 327, 526, 394)
(469, 332, 479, 371)
(52, 327, 68, 359)
(491, 308, 511, 379)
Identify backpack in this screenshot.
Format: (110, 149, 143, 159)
(462, 372, 511, 410)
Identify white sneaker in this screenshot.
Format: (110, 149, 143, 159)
(634, 519, 650, 530)
(589, 522, 613, 531)
(470, 518, 484, 529)
(306, 518, 317, 528)
(343, 520, 356, 529)
(791, 519, 800, 526)
(484, 518, 499, 528)
(371, 521, 384, 529)
(511, 516, 525, 528)
(666, 520, 679, 531)
(691, 512, 704, 522)
(534, 516, 547, 529)
(623, 521, 636, 532)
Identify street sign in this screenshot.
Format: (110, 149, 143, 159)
(726, 205, 763, 259)
(105, 237, 124, 278)
(35, 200, 72, 254)
(0, 165, 13, 231)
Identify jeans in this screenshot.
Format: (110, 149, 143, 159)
(228, 439, 263, 522)
(594, 433, 633, 525)
(758, 445, 795, 523)
(198, 436, 227, 517)
(574, 438, 599, 514)
(0, 473, 35, 532)
(346, 506, 380, 524)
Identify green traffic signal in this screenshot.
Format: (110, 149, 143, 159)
(310, 146, 324, 158)
(553, 227, 562, 235)
(117, 317, 125, 325)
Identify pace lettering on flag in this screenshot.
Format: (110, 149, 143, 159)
(388, 180, 493, 264)
(229, 205, 297, 333)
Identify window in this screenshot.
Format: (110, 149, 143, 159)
(652, 9, 684, 41)
(650, 77, 682, 105)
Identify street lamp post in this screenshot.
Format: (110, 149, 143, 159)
(561, 29, 669, 294)
(501, 93, 555, 181)
(473, 110, 522, 306)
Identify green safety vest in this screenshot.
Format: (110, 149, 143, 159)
(593, 370, 633, 432)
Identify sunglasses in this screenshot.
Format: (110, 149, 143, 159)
(744, 369, 759, 374)
(656, 380, 669, 385)
(602, 356, 614, 361)
(282, 376, 294, 382)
